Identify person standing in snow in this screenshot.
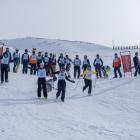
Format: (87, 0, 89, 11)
(36, 51, 43, 69)
(53, 66, 75, 102)
(58, 53, 66, 70)
(113, 53, 122, 78)
(82, 55, 90, 73)
(133, 52, 140, 76)
(1, 51, 11, 83)
(37, 63, 48, 99)
(5, 47, 12, 72)
(81, 65, 96, 95)
(93, 54, 103, 79)
(21, 49, 29, 74)
(73, 55, 81, 79)
(29, 50, 37, 75)
(13, 49, 20, 73)
(43, 52, 50, 76)
(65, 54, 72, 78)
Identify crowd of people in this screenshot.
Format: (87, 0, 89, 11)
(0, 47, 140, 102)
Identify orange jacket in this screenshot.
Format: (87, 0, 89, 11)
(29, 55, 37, 64)
(113, 57, 121, 68)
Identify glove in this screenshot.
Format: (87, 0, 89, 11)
(71, 80, 75, 83)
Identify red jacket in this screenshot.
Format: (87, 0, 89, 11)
(113, 57, 121, 68)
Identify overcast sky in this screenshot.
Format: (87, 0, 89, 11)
(0, 0, 140, 46)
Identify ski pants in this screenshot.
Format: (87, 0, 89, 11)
(82, 64, 88, 73)
(30, 64, 37, 75)
(83, 79, 92, 94)
(134, 64, 140, 76)
(74, 66, 80, 79)
(56, 80, 66, 101)
(1, 64, 8, 82)
(22, 61, 28, 74)
(13, 61, 20, 73)
(114, 67, 122, 78)
(95, 64, 102, 78)
(37, 78, 47, 98)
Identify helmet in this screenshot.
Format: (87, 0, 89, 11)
(135, 52, 138, 56)
(96, 54, 99, 58)
(25, 49, 28, 52)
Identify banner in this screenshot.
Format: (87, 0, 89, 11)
(0, 47, 3, 64)
(121, 54, 132, 73)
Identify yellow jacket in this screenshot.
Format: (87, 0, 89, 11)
(81, 69, 96, 80)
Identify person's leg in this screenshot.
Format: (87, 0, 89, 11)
(42, 79, 47, 98)
(61, 81, 66, 102)
(114, 68, 117, 78)
(83, 79, 89, 91)
(118, 67, 122, 78)
(88, 80, 92, 94)
(1, 66, 4, 83)
(37, 79, 42, 98)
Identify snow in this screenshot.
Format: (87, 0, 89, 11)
(0, 38, 140, 140)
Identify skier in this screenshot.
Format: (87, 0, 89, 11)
(5, 47, 12, 72)
(1, 51, 11, 83)
(29, 50, 37, 75)
(37, 63, 48, 99)
(113, 53, 122, 78)
(53, 66, 75, 102)
(58, 53, 65, 70)
(81, 65, 96, 95)
(37, 51, 43, 69)
(73, 55, 81, 79)
(21, 49, 29, 74)
(133, 52, 140, 76)
(43, 52, 50, 76)
(93, 54, 103, 79)
(65, 54, 72, 78)
(51, 54, 57, 77)
(82, 55, 90, 73)
(13, 49, 20, 73)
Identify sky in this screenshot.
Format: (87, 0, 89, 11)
(0, 0, 140, 47)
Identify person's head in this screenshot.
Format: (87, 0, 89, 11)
(6, 47, 9, 52)
(76, 54, 79, 59)
(66, 54, 69, 58)
(135, 52, 138, 56)
(39, 63, 44, 69)
(45, 52, 48, 56)
(84, 55, 87, 59)
(60, 66, 65, 72)
(60, 53, 63, 57)
(38, 52, 41, 56)
(25, 49, 28, 53)
(16, 49, 19, 53)
(114, 53, 118, 58)
(32, 50, 35, 54)
(96, 54, 99, 58)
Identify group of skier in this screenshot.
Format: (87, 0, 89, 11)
(0, 47, 140, 102)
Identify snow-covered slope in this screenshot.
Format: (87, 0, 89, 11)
(0, 71, 140, 140)
(2, 37, 111, 55)
(0, 38, 140, 140)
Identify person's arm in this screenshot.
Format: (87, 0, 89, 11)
(65, 75, 75, 83)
